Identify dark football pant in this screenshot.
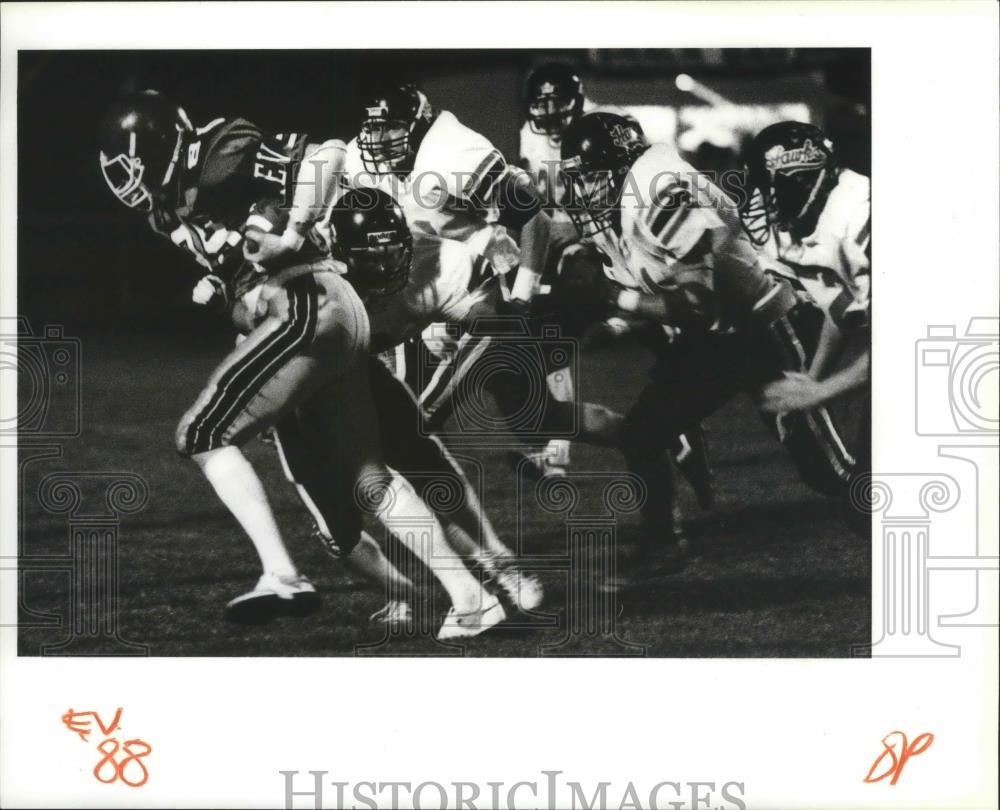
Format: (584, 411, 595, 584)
(619, 302, 857, 538)
(420, 326, 578, 446)
(175, 265, 381, 556)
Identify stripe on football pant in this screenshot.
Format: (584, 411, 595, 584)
(771, 314, 855, 480)
(186, 274, 318, 453)
(419, 332, 494, 420)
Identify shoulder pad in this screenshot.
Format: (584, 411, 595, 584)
(415, 111, 506, 201)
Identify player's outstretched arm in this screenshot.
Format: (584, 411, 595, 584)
(244, 139, 348, 266)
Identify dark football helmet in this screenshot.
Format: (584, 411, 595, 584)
(357, 84, 434, 176)
(330, 187, 412, 297)
(559, 112, 648, 237)
(741, 121, 838, 245)
(99, 90, 194, 212)
(525, 63, 584, 139)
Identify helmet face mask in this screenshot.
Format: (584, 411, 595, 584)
(358, 118, 413, 175)
(559, 112, 646, 238)
(562, 161, 621, 238)
(99, 149, 154, 211)
(357, 86, 432, 177)
(527, 94, 578, 138)
(525, 65, 584, 139)
(342, 239, 412, 298)
(99, 91, 191, 213)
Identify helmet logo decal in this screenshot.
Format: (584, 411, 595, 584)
(764, 138, 826, 178)
(367, 230, 397, 246)
(610, 124, 634, 148)
(186, 141, 201, 169)
(366, 103, 389, 119)
(539, 82, 556, 95)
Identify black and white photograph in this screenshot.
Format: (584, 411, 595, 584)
(15, 46, 872, 658)
(2, 4, 997, 809)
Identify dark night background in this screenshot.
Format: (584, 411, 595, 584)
(16, 49, 872, 658)
(17, 48, 870, 334)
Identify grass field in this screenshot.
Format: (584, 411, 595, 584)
(17, 328, 870, 658)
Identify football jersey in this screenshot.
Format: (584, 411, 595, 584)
(151, 118, 327, 297)
(343, 110, 519, 272)
(591, 143, 776, 332)
(760, 169, 871, 325)
(365, 232, 497, 352)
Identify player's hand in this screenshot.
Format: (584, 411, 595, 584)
(758, 371, 830, 413)
(192, 274, 227, 307)
(243, 230, 291, 265)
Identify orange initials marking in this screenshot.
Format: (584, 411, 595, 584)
(60, 707, 122, 741)
(61, 707, 151, 787)
(864, 731, 935, 786)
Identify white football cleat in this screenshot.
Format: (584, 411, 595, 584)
(507, 440, 570, 480)
(437, 596, 506, 641)
(493, 565, 544, 612)
(224, 572, 320, 624)
(369, 599, 414, 631)
(477, 552, 544, 613)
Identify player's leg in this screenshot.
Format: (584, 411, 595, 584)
(324, 354, 506, 639)
(370, 355, 543, 612)
(618, 331, 744, 563)
(271, 405, 416, 623)
(175, 273, 332, 619)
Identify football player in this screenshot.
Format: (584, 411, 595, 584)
(328, 187, 544, 613)
(345, 84, 624, 469)
(740, 122, 871, 419)
(517, 67, 714, 498)
(557, 112, 857, 559)
(99, 91, 505, 639)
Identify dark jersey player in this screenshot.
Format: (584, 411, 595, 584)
(99, 91, 505, 639)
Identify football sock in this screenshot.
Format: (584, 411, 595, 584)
(194, 445, 297, 577)
(373, 471, 490, 613)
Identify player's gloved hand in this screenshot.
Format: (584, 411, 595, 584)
(192, 274, 227, 307)
(758, 371, 830, 414)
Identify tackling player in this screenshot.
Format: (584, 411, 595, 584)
(344, 84, 623, 468)
(557, 112, 857, 562)
(740, 122, 871, 420)
(328, 187, 544, 613)
(99, 91, 505, 639)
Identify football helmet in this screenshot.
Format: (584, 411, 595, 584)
(559, 112, 647, 237)
(330, 188, 412, 297)
(741, 121, 838, 245)
(357, 84, 434, 176)
(99, 90, 194, 212)
(525, 63, 584, 139)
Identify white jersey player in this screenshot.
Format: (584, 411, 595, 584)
(741, 121, 871, 421)
(329, 187, 544, 615)
(741, 121, 870, 329)
(557, 112, 858, 553)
